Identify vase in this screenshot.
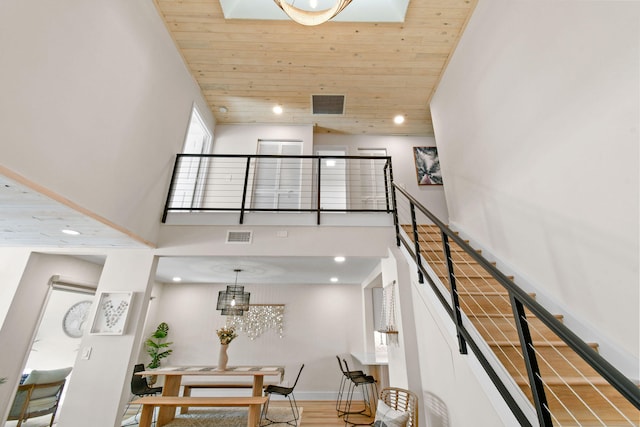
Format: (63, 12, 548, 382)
(217, 343, 229, 371)
(146, 374, 158, 386)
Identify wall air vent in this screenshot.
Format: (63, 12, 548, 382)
(226, 230, 253, 244)
(312, 95, 345, 115)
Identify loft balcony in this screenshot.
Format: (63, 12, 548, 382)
(162, 154, 397, 227)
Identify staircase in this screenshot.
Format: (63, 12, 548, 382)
(410, 224, 638, 426)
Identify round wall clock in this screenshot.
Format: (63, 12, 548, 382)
(63, 300, 92, 338)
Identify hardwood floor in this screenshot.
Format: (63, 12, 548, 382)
(117, 399, 373, 427)
(272, 400, 374, 427)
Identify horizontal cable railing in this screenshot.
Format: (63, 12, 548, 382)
(394, 184, 639, 427)
(163, 154, 394, 224)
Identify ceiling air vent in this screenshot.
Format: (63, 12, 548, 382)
(312, 95, 345, 115)
(226, 230, 252, 244)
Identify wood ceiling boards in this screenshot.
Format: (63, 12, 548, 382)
(153, 0, 477, 136)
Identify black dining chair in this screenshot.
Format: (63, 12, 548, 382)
(260, 364, 304, 426)
(123, 364, 163, 426)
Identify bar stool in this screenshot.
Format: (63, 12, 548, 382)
(342, 359, 378, 426)
(336, 356, 367, 416)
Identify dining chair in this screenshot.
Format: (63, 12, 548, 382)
(260, 364, 304, 426)
(123, 364, 163, 426)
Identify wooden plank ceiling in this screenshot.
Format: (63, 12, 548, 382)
(154, 0, 476, 136)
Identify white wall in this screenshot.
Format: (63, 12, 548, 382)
(143, 281, 365, 399)
(0, 249, 31, 331)
(314, 134, 449, 223)
(58, 251, 157, 427)
(213, 124, 314, 155)
(430, 0, 639, 377)
(0, 0, 214, 245)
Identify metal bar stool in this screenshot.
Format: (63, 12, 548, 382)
(342, 359, 378, 426)
(335, 356, 367, 417)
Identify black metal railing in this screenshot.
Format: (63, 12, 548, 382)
(162, 154, 394, 225)
(393, 184, 640, 427)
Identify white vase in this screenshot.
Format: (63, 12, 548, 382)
(217, 343, 229, 371)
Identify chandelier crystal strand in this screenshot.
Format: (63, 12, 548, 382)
(227, 305, 285, 340)
(273, 0, 353, 26)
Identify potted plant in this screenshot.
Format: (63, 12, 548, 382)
(146, 322, 173, 370)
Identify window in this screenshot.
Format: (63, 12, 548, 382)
(172, 106, 213, 209)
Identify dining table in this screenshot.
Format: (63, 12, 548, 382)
(137, 365, 285, 426)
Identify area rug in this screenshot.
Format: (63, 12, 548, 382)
(164, 407, 303, 427)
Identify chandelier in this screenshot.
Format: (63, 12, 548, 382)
(273, 0, 353, 26)
(216, 269, 251, 316)
(227, 304, 286, 340)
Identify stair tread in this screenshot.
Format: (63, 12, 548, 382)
(412, 226, 637, 424)
(489, 340, 598, 348)
(468, 313, 564, 320)
(457, 291, 510, 296)
(514, 376, 618, 386)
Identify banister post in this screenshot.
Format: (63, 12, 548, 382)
(511, 296, 553, 427)
(162, 155, 183, 223)
(442, 232, 468, 355)
(409, 202, 424, 284)
(239, 157, 252, 224)
(316, 157, 322, 225)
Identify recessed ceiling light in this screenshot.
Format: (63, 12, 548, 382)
(219, 106, 228, 113)
(273, 105, 283, 114)
(334, 256, 345, 263)
(394, 115, 405, 124)
(330, 277, 339, 283)
(61, 229, 80, 236)
(172, 277, 182, 282)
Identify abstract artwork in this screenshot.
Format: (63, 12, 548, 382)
(413, 147, 443, 185)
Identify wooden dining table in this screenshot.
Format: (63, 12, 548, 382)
(137, 365, 285, 426)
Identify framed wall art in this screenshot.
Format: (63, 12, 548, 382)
(90, 291, 133, 335)
(413, 146, 443, 185)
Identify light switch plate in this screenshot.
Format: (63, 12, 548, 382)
(81, 346, 92, 360)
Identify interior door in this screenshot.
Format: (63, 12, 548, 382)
(358, 148, 388, 210)
(315, 148, 347, 210)
(252, 140, 303, 209)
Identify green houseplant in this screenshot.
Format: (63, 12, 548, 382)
(145, 322, 173, 369)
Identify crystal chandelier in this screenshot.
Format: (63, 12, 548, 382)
(273, 0, 353, 26)
(227, 304, 285, 340)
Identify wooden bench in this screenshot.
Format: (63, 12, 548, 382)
(181, 383, 254, 414)
(131, 395, 269, 427)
